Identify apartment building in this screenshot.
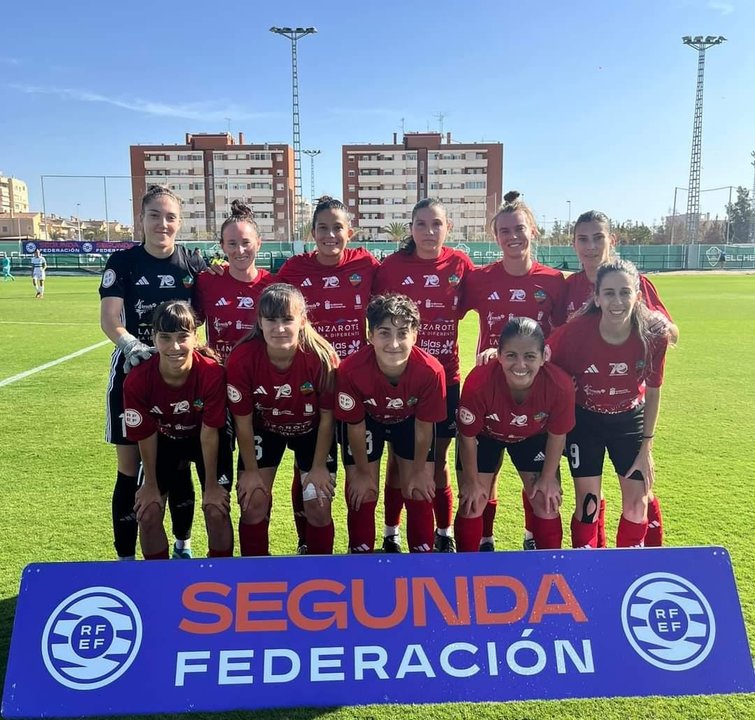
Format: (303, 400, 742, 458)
(342, 132, 503, 241)
(0, 174, 29, 214)
(130, 133, 295, 242)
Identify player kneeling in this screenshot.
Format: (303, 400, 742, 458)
(335, 294, 446, 553)
(125, 301, 233, 559)
(454, 317, 575, 551)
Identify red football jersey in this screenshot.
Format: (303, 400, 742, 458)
(123, 352, 226, 441)
(194, 269, 272, 362)
(373, 247, 474, 383)
(457, 362, 575, 441)
(564, 270, 672, 321)
(547, 313, 668, 413)
(276, 247, 379, 359)
(335, 345, 446, 425)
(225, 336, 334, 436)
(463, 261, 567, 352)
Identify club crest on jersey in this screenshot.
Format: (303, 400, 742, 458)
(533, 288, 547, 303)
(349, 273, 362, 286)
(182, 275, 194, 288)
(300, 381, 314, 395)
(227, 385, 242, 403)
(534, 411, 549, 422)
(510, 413, 528, 427)
(101, 269, 116, 289)
(192, 399, 204, 410)
(275, 384, 292, 399)
(386, 398, 404, 410)
(636, 359, 646, 370)
(448, 273, 461, 286)
(458, 407, 475, 425)
(407, 396, 418, 406)
(338, 392, 356, 411)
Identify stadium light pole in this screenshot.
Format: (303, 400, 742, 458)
(751, 150, 755, 242)
(681, 35, 726, 244)
(303, 149, 321, 204)
(76, 203, 82, 241)
(566, 200, 572, 236)
(270, 26, 318, 242)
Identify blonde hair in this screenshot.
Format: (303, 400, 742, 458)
(490, 190, 539, 240)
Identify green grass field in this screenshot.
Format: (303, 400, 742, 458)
(0, 274, 753, 719)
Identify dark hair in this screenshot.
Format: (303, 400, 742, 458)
(497, 316, 545, 354)
(490, 190, 539, 241)
(140, 184, 182, 215)
(220, 199, 260, 242)
(311, 195, 350, 232)
(400, 198, 447, 255)
(366, 293, 421, 333)
(574, 210, 611, 235)
(244, 283, 338, 392)
(151, 300, 219, 362)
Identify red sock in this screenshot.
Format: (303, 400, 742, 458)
(239, 520, 269, 556)
(143, 547, 169, 560)
(291, 468, 306, 545)
(433, 484, 454, 530)
(570, 515, 598, 548)
(616, 515, 648, 548)
(454, 514, 483, 552)
(208, 546, 234, 558)
(521, 490, 535, 533)
(597, 498, 607, 548)
(306, 521, 335, 555)
(405, 498, 434, 552)
(482, 499, 498, 537)
(531, 515, 563, 549)
(347, 500, 377, 553)
(384, 484, 404, 527)
(645, 496, 664, 547)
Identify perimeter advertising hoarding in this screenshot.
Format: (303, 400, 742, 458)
(22, 241, 138, 254)
(2, 548, 753, 717)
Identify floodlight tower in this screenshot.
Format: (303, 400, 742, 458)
(303, 149, 321, 204)
(681, 35, 726, 243)
(270, 26, 317, 239)
(750, 150, 755, 242)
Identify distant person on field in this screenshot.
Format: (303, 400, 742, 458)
(562, 210, 679, 547)
(2, 255, 13, 281)
(31, 249, 47, 297)
(99, 184, 207, 561)
(717, 249, 726, 269)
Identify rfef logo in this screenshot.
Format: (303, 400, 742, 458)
(41, 587, 142, 690)
(621, 572, 715, 671)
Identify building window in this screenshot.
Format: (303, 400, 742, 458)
(276, 183, 284, 190)
(275, 198, 284, 205)
(348, 199, 356, 207)
(348, 170, 356, 177)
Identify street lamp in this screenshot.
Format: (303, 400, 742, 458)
(303, 149, 321, 204)
(566, 200, 572, 236)
(76, 203, 82, 241)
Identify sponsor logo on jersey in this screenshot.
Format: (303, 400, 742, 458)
(101, 269, 116, 289)
(274, 384, 292, 399)
(401, 276, 414, 285)
(487, 291, 500, 300)
(448, 273, 461, 287)
(171, 400, 190, 414)
(253, 386, 267, 395)
(423, 274, 440, 288)
(347, 340, 361, 354)
(458, 407, 475, 425)
(485, 412, 500, 422)
(124, 409, 142, 427)
(338, 392, 356, 411)
(300, 381, 314, 395)
(150, 405, 163, 415)
(134, 299, 157, 319)
(441, 340, 455, 354)
(509, 288, 526, 302)
(324, 300, 346, 310)
(609, 362, 629, 376)
(533, 451, 546, 462)
(218, 474, 231, 486)
(158, 275, 176, 289)
(182, 275, 194, 289)
(236, 296, 254, 309)
(135, 276, 149, 286)
(349, 273, 362, 286)
(215, 297, 231, 306)
(213, 317, 232, 333)
(323, 276, 340, 288)
(609, 387, 631, 396)
(583, 384, 606, 396)
(235, 320, 254, 331)
(510, 413, 528, 427)
(364, 398, 377, 406)
(355, 293, 363, 307)
(584, 364, 599, 374)
(192, 399, 204, 410)
(533, 288, 547, 303)
(386, 397, 404, 410)
(304, 403, 314, 415)
(227, 385, 242, 402)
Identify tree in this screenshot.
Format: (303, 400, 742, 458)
(383, 221, 408, 242)
(725, 186, 753, 243)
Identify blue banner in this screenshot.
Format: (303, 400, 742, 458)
(2, 548, 753, 717)
(22, 240, 138, 255)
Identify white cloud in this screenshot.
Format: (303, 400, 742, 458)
(707, 1, 734, 15)
(10, 84, 277, 121)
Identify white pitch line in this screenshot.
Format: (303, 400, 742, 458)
(0, 340, 111, 388)
(0, 321, 98, 326)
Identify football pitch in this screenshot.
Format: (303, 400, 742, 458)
(0, 274, 753, 719)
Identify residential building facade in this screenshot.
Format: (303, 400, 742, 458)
(342, 132, 503, 241)
(0, 174, 29, 214)
(130, 133, 295, 242)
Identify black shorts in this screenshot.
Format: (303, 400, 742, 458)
(339, 415, 435, 465)
(435, 382, 460, 439)
(141, 429, 234, 496)
(250, 426, 337, 475)
(566, 405, 644, 479)
(456, 433, 547, 474)
(105, 348, 133, 446)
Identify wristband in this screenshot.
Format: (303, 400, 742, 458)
(642, 434, 655, 439)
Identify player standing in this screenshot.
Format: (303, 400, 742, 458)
(31, 249, 47, 298)
(99, 185, 206, 560)
(335, 294, 447, 554)
(373, 198, 474, 552)
(125, 301, 233, 559)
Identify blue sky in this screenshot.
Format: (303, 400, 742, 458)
(1, 0, 753, 231)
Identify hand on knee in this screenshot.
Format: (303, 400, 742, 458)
(138, 503, 164, 531)
(304, 500, 332, 528)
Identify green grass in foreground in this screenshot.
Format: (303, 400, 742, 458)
(0, 274, 753, 719)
